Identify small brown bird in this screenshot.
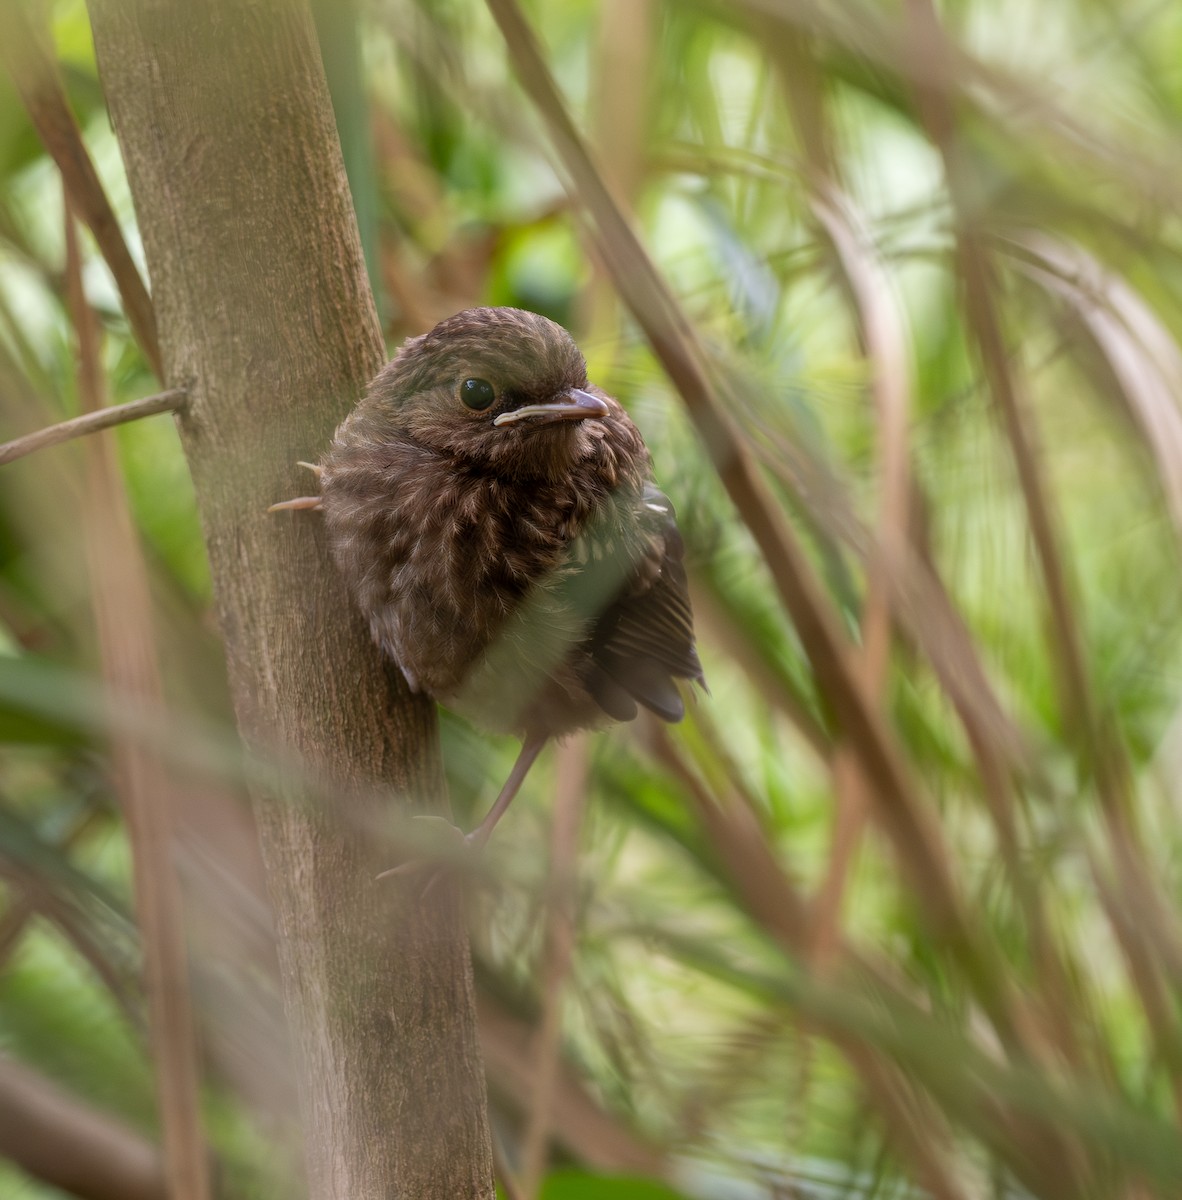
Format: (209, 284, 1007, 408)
(274, 306, 703, 855)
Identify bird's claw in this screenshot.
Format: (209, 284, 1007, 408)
(376, 815, 475, 901)
(267, 462, 324, 513)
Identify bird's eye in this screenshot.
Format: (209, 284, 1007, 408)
(459, 378, 496, 411)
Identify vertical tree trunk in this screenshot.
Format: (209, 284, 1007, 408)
(84, 1, 495, 1196)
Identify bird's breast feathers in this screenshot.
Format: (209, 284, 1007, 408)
(326, 428, 638, 668)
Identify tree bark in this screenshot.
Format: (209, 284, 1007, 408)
(83, 2, 495, 1196)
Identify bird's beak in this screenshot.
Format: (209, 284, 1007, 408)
(492, 388, 609, 427)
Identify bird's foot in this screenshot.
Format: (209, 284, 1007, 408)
(377, 814, 479, 901)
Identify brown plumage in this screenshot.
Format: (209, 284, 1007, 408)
(275, 306, 704, 852)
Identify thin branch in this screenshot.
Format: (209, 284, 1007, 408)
(1011, 232, 1182, 550)
(1, 6, 161, 376)
(651, 725, 811, 954)
(0, 1057, 166, 1200)
(906, 0, 1169, 1139)
(734, 0, 1182, 219)
(0, 389, 186, 466)
(580, 0, 655, 338)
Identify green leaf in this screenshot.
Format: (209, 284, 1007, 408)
(540, 1171, 691, 1200)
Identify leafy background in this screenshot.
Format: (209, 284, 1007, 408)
(4, 0, 1182, 1197)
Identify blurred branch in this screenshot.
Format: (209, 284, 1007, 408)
(844, 1048, 972, 1200)
(687, 574, 831, 761)
(0, 389, 187, 466)
(906, 0, 1182, 1136)
(0, 1057, 166, 1200)
(477, 987, 666, 1177)
(649, 728, 975, 1199)
(904, 2, 1175, 772)
(590, 0, 653, 206)
(0, 854, 141, 1031)
(766, 33, 914, 963)
(521, 735, 588, 1198)
(645, 915, 1182, 1196)
(491, 1138, 527, 1200)
(684, 34, 1094, 1069)
(743, 417, 1029, 773)
(65, 206, 211, 1200)
(737, 0, 1182, 217)
(651, 725, 810, 951)
(582, 0, 655, 339)
(753, 46, 974, 1171)
(907, 485, 1091, 1074)
(1010, 232, 1182, 548)
(1, 4, 161, 376)
(0, 802, 104, 967)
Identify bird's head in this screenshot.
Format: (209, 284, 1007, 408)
(351, 307, 613, 479)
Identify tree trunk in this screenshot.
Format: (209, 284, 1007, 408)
(84, 1, 495, 1196)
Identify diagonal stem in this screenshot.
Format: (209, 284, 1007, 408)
(1, 5, 161, 375)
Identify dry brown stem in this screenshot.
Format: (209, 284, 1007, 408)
(0, 390, 187, 466)
(0, 1058, 166, 1200)
(66, 203, 212, 1200)
(2, 4, 161, 375)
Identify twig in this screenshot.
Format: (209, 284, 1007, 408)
(0, 389, 186, 466)
(651, 726, 811, 953)
(1, 6, 161, 375)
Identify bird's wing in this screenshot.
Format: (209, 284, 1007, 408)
(568, 482, 705, 724)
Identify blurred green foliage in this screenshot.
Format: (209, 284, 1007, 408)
(5, 0, 1182, 1197)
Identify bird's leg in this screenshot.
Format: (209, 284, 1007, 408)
(378, 733, 547, 890)
(466, 732, 547, 850)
